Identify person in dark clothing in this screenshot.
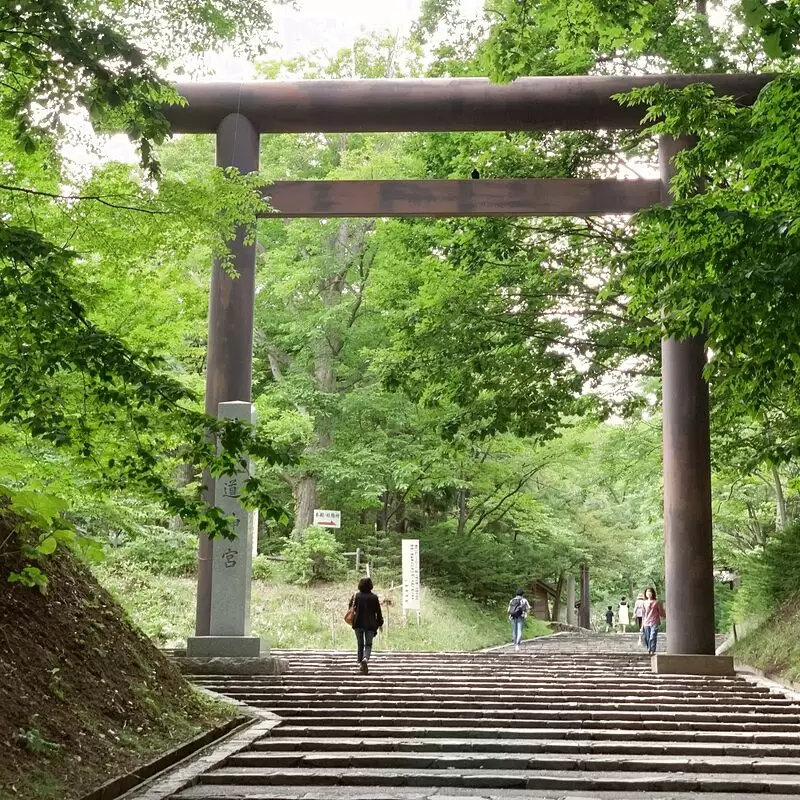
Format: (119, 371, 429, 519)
(604, 606, 614, 633)
(348, 577, 384, 674)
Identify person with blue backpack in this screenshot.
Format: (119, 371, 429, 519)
(507, 588, 531, 651)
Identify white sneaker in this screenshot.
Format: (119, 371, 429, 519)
(515, 644, 520, 652)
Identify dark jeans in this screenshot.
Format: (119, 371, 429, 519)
(642, 624, 659, 654)
(355, 628, 375, 662)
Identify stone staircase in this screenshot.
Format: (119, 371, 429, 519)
(176, 642, 800, 799)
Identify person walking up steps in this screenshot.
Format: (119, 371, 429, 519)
(605, 606, 614, 632)
(617, 596, 630, 633)
(507, 589, 530, 651)
(634, 592, 645, 632)
(641, 587, 665, 655)
(347, 577, 383, 674)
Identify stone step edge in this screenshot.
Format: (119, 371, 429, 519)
(195, 767, 800, 792)
(226, 752, 800, 770)
(240, 700, 800, 712)
(266, 709, 800, 723)
(267, 725, 800, 742)
(171, 787, 800, 800)
(247, 739, 800, 754)
(270, 718, 800, 732)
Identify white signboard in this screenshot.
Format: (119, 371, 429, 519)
(402, 538, 421, 614)
(314, 509, 341, 528)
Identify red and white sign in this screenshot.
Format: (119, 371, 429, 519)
(313, 509, 341, 528)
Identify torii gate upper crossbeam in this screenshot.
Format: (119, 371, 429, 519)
(164, 74, 772, 134)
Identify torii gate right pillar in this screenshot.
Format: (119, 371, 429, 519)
(660, 135, 716, 656)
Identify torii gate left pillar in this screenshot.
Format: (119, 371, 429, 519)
(188, 113, 262, 658)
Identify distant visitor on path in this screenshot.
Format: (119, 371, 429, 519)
(617, 597, 630, 633)
(633, 592, 645, 631)
(641, 587, 665, 655)
(605, 606, 614, 632)
(347, 577, 384, 674)
(507, 589, 531, 651)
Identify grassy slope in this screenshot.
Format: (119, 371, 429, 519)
(0, 525, 235, 800)
(94, 565, 552, 652)
(730, 597, 800, 684)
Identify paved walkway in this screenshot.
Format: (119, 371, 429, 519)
(130, 636, 800, 799)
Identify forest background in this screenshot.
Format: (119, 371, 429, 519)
(3, 0, 800, 645)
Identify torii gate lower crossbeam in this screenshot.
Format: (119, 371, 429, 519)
(173, 75, 764, 661)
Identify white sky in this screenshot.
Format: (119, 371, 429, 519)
(214, 0, 430, 79)
(194, 0, 486, 79)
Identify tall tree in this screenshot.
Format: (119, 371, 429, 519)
(0, 0, 287, 540)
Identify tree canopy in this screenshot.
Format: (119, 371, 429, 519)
(2, 0, 800, 620)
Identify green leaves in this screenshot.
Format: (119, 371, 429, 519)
(741, 0, 800, 58)
(0, 0, 172, 177)
(613, 77, 800, 426)
(8, 490, 68, 528)
(36, 536, 58, 556)
(281, 526, 347, 585)
(8, 565, 48, 591)
(482, 0, 735, 81)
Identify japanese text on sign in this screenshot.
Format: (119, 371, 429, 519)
(313, 509, 341, 528)
(402, 538, 421, 613)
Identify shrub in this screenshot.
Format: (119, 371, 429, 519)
(734, 522, 800, 622)
(105, 527, 197, 577)
(252, 554, 272, 582)
(281, 526, 347, 585)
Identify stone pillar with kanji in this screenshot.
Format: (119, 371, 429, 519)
(187, 401, 261, 658)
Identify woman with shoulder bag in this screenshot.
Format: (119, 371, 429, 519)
(346, 576, 383, 674)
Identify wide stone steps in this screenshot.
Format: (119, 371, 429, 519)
(174, 640, 800, 798)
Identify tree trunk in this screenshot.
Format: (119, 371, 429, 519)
(552, 571, 564, 622)
(291, 475, 317, 539)
(566, 575, 576, 625)
(773, 463, 788, 532)
(456, 487, 470, 535)
(579, 564, 591, 629)
(391, 497, 407, 533)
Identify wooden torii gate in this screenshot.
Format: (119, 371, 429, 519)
(163, 73, 771, 658)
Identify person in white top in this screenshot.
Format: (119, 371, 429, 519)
(617, 596, 630, 633)
(633, 592, 646, 631)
